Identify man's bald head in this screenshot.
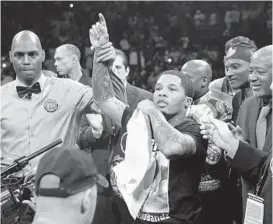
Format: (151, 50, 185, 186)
(54, 44, 82, 78)
(56, 44, 81, 61)
(182, 60, 212, 81)
(9, 30, 45, 86)
(11, 30, 42, 51)
(181, 60, 212, 100)
(251, 45, 272, 68)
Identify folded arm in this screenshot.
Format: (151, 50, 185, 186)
(148, 106, 196, 159)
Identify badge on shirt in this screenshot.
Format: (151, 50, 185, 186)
(244, 193, 264, 224)
(43, 99, 58, 112)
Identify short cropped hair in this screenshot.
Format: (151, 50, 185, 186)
(225, 36, 257, 54)
(60, 44, 81, 61)
(160, 70, 194, 98)
(115, 49, 129, 68)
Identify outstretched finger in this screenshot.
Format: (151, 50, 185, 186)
(99, 13, 106, 26)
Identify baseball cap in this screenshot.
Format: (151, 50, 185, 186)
(35, 147, 109, 198)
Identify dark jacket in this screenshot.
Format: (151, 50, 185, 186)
(229, 141, 272, 224)
(126, 83, 153, 109)
(236, 96, 272, 217)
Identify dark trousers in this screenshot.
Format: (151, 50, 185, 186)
(112, 195, 134, 224)
(93, 194, 116, 224)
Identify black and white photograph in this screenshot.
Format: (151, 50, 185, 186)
(1, 1, 272, 224)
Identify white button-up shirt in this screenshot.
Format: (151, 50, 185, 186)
(1, 73, 93, 168)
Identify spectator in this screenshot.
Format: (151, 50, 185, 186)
(32, 147, 109, 224)
(193, 10, 206, 27)
(223, 5, 240, 36)
(209, 12, 217, 26)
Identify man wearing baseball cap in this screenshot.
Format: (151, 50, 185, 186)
(32, 147, 109, 224)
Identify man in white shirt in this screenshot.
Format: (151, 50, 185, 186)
(0, 30, 117, 169)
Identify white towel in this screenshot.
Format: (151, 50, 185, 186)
(113, 109, 157, 219)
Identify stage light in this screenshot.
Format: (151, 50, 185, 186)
(69, 3, 73, 8)
(2, 63, 7, 68)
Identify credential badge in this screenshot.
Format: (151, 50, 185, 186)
(44, 99, 58, 112)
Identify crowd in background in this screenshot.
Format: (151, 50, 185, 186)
(1, 1, 272, 91)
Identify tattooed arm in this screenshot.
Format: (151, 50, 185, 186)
(90, 13, 127, 127)
(138, 100, 196, 159)
(92, 48, 127, 127)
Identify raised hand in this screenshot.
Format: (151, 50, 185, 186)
(200, 117, 239, 154)
(89, 13, 109, 48)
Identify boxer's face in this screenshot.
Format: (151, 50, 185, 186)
(153, 74, 192, 117)
(224, 58, 250, 90)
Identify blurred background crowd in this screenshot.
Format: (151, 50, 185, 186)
(1, 1, 272, 91)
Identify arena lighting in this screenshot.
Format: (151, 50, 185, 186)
(69, 3, 73, 8)
(2, 63, 7, 68)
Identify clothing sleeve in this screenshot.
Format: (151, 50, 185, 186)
(77, 114, 96, 149)
(178, 120, 208, 156)
(110, 67, 128, 104)
(77, 114, 113, 150)
(66, 79, 94, 112)
(228, 141, 268, 184)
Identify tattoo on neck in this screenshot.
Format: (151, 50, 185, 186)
(92, 49, 114, 101)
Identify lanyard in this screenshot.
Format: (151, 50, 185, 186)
(255, 156, 271, 195)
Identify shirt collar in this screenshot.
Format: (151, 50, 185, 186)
(15, 72, 47, 92)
